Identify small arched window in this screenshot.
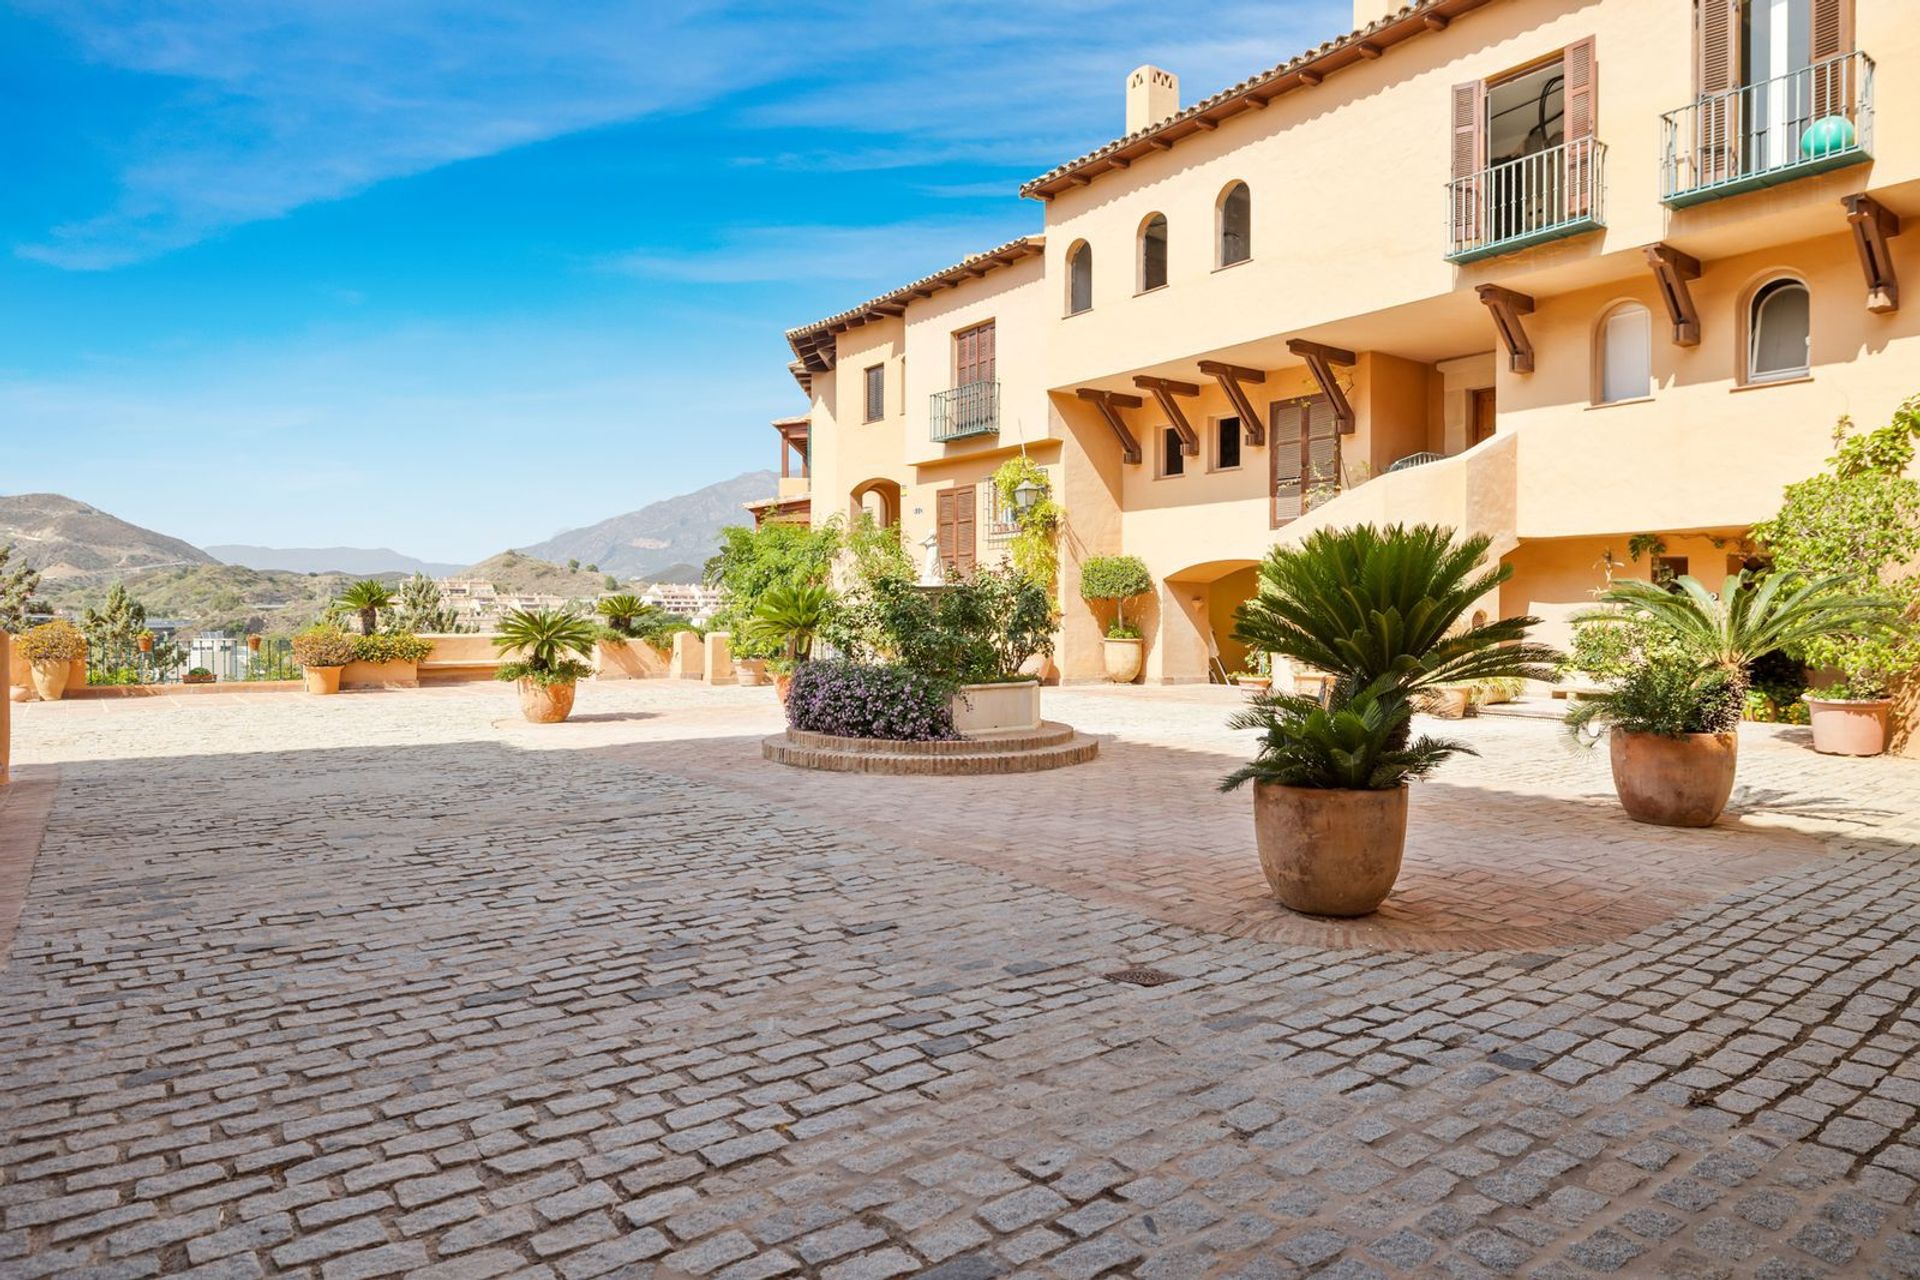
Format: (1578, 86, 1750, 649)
(1138, 214, 1168, 292)
(1067, 241, 1093, 315)
(1748, 277, 1810, 383)
(1218, 182, 1251, 267)
(1596, 303, 1652, 404)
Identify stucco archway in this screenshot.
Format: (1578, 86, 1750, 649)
(848, 478, 902, 529)
(1157, 559, 1262, 684)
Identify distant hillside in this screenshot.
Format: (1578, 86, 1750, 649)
(43, 564, 407, 636)
(457, 550, 615, 598)
(0, 493, 215, 582)
(523, 470, 775, 580)
(208, 545, 464, 577)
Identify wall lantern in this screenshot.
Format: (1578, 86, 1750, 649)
(1011, 478, 1045, 517)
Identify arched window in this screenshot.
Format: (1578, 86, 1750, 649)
(1138, 214, 1168, 292)
(1596, 303, 1652, 404)
(1748, 277, 1810, 383)
(1217, 182, 1251, 267)
(1066, 241, 1093, 315)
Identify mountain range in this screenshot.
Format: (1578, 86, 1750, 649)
(2, 469, 777, 589)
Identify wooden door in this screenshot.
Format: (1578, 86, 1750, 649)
(936, 485, 977, 577)
(1469, 388, 1496, 446)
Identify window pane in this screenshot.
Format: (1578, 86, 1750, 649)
(1141, 216, 1168, 291)
(1220, 184, 1250, 266)
(1600, 306, 1651, 403)
(1750, 280, 1810, 380)
(1217, 417, 1241, 469)
(1069, 245, 1093, 314)
(1163, 427, 1184, 477)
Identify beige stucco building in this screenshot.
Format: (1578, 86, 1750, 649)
(776, 0, 1916, 684)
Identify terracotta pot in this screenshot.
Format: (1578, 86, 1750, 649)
(247, 634, 262, 652)
(1427, 687, 1474, 720)
(736, 658, 767, 687)
(1103, 637, 1142, 684)
(29, 660, 71, 702)
(1252, 782, 1409, 917)
(519, 678, 576, 724)
(137, 635, 154, 653)
(775, 673, 793, 703)
(1804, 696, 1890, 757)
(1232, 675, 1271, 693)
(1608, 729, 1738, 827)
(302, 665, 343, 696)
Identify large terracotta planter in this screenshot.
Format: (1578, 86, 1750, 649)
(736, 658, 768, 687)
(1252, 782, 1409, 917)
(951, 680, 1042, 735)
(29, 660, 71, 702)
(519, 678, 577, 723)
(1103, 637, 1142, 683)
(1608, 729, 1738, 827)
(775, 673, 793, 703)
(302, 665, 343, 696)
(1426, 687, 1475, 720)
(1804, 696, 1890, 757)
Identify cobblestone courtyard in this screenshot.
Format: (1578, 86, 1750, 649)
(4, 682, 1920, 1279)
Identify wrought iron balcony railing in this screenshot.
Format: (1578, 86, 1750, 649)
(1661, 50, 1873, 207)
(930, 380, 999, 442)
(1445, 137, 1607, 263)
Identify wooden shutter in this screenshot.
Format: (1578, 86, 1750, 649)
(955, 328, 975, 385)
(1562, 38, 1597, 218)
(1695, 0, 1741, 186)
(1449, 80, 1486, 247)
(936, 489, 957, 577)
(977, 322, 995, 383)
(952, 485, 976, 575)
(1270, 401, 1304, 526)
(1809, 0, 1855, 118)
(1303, 397, 1341, 513)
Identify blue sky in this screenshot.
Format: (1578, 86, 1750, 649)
(1, 0, 1348, 562)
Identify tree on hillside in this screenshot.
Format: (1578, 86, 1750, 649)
(0, 543, 43, 633)
(394, 574, 463, 633)
(82, 583, 149, 656)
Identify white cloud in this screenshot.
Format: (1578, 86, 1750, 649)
(16, 0, 1352, 269)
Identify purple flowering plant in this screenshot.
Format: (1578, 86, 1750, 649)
(786, 659, 960, 741)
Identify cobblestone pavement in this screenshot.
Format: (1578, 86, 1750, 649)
(5, 681, 1920, 1280)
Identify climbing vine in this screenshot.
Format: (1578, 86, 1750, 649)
(992, 456, 1061, 594)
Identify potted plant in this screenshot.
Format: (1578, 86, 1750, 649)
(592, 594, 681, 679)
(494, 607, 597, 723)
(182, 667, 216, 685)
(1569, 571, 1895, 824)
(1230, 524, 1560, 915)
(1079, 555, 1152, 683)
(338, 579, 397, 636)
(247, 632, 262, 653)
(137, 629, 155, 654)
(745, 584, 833, 703)
(17, 619, 87, 702)
(1751, 400, 1920, 756)
(291, 624, 358, 695)
(1231, 651, 1272, 692)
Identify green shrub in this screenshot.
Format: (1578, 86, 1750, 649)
(1222, 688, 1469, 791)
(707, 521, 840, 659)
(291, 625, 358, 668)
(1078, 555, 1152, 635)
(353, 632, 433, 664)
(1566, 658, 1743, 738)
(828, 564, 1053, 685)
(18, 619, 86, 663)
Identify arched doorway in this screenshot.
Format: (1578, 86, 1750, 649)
(1159, 559, 1262, 684)
(848, 479, 901, 529)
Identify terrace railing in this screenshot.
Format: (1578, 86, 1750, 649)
(930, 380, 999, 442)
(1661, 51, 1873, 206)
(87, 634, 299, 687)
(1446, 137, 1606, 263)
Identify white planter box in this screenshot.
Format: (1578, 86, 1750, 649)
(951, 680, 1042, 735)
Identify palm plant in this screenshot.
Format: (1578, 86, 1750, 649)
(339, 579, 397, 636)
(1234, 524, 1561, 708)
(596, 594, 649, 635)
(1577, 570, 1898, 718)
(493, 607, 597, 685)
(745, 584, 834, 665)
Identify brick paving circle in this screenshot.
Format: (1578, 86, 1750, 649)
(3, 681, 1920, 1279)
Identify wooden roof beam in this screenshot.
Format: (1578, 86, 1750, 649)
(1286, 339, 1358, 434)
(1844, 193, 1902, 314)
(1076, 389, 1145, 465)
(1132, 376, 1203, 455)
(1356, 41, 1384, 59)
(1644, 243, 1703, 346)
(1197, 360, 1268, 445)
(1476, 285, 1537, 374)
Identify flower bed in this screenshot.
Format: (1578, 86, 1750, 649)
(786, 660, 958, 741)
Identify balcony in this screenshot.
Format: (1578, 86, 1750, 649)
(930, 380, 999, 442)
(1662, 51, 1873, 207)
(1445, 138, 1607, 264)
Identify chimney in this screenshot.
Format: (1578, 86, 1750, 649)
(1125, 65, 1179, 135)
(1351, 0, 1402, 29)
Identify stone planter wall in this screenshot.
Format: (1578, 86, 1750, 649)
(341, 659, 420, 690)
(593, 638, 670, 680)
(951, 680, 1042, 735)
